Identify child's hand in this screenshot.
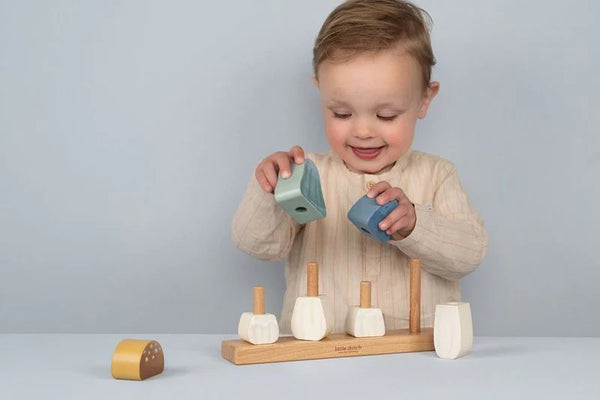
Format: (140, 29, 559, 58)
(255, 146, 305, 193)
(367, 181, 416, 240)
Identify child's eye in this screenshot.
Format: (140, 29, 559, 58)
(333, 112, 352, 119)
(377, 115, 397, 121)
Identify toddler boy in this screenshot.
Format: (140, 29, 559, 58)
(232, 0, 488, 333)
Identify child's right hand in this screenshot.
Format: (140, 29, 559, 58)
(255, 145, 305, 193)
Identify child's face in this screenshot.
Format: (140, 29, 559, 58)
(315, 48, 438, 174)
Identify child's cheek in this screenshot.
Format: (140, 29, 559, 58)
(384, 121, 415, 154)
(325, 121, 348, 152)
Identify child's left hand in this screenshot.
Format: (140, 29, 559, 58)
(366, 181, 416, 240)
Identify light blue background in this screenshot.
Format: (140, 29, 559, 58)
(1, 0, 598, 335)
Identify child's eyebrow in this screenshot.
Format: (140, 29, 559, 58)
(326, 100, 351, 108)
(326, 100, 406, 111)
(375, 102, 402, 108)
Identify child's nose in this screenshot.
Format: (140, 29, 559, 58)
(352, 121, 375, 139)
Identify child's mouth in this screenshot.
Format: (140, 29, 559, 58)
(350, 146, 384, 160)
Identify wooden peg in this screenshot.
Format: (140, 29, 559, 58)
(253, 286, 265, 315)
(360, 281, 371, 309)
(307, 262, 318, 297)
(409, 258, 421, 334)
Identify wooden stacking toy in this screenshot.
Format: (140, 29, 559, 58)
(345, 281, 385, 337)
(290, 262, 334, 341)
(221, 258, 434, 365)
(274, 159, 326, 224)
(347, 194, 398, 242)
(111, 339, 164, 380)
(238, 286, 279, 345)
(433, 301, 473, 359)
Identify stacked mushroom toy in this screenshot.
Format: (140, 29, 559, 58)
(291, 262, 334, 341)
(238, 286, 279, 345)
(345, 281, 385, 337)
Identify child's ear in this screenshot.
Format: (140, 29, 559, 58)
(418, 81, 440, 119)
(311, 75, 319, 88)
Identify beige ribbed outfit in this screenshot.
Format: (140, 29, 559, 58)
(232, 150, 488, 334)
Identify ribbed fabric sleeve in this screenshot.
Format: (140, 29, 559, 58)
(231, 177, 301, 261)
(391, 165, 489, 281)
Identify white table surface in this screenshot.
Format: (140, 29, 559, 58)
(1, 334, 598, 399)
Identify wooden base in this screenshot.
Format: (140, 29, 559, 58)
(222, 328, 434, 365)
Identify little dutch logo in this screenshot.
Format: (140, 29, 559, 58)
(334, 345, 363, 353)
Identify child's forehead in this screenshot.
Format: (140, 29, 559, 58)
(318, 50, 423, 92)
(323, 82, 417, 110)
(318, 61, 424, 108)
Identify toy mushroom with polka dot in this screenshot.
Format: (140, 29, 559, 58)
(111, 339, 164, 380)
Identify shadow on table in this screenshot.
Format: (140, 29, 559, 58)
(85, 366, 194, 380)
(405, 342, 532, 360)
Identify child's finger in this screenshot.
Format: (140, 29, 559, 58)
(255, 169, 274, 193)
(387, 216, 414, 236)
(366, 181, 391, 198)
(263, 162, 280, 189)
(275, 153, 293, 179)
(375, 186, 404, 205)
(289, 145, 305, 164)
(378, 204, 408, 231)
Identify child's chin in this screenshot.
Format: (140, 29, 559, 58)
(346, 160, 389, 174)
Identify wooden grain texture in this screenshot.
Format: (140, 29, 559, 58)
(360, 281, 371, 309)
(253, 286, 264, 315)
(221, 328, 433, 365)
(307, 262, 318, 297)
(409, 258, 421, 334)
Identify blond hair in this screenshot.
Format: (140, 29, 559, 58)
(313, 0, 436, 90)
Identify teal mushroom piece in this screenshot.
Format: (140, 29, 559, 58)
(274, 159, 326, 224)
